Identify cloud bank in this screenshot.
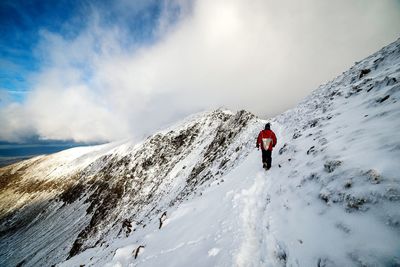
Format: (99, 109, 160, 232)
(1, 0, 399, 142)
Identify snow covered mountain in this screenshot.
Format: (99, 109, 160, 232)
(1, 39, 400, 266)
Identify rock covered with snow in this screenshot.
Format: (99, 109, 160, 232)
(0, 108, 260, 266)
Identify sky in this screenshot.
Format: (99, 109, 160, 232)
(0, 0, 399, 143)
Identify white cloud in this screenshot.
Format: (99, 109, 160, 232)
(1, 0, 399, 142)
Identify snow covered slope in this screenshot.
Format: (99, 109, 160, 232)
(0, 108, 259, 266)
(1, 39, 400, 266)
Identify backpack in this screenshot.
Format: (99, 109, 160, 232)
(262, 138, 272, 150)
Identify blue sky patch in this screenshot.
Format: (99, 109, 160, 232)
(0, 0, 165, 102)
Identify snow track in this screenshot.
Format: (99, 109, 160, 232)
(235, 172, 267, 267)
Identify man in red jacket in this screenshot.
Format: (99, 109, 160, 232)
(256, 123, 277, 170)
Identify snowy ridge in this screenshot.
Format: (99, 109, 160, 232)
(0, 108, 260, 266)
(0, 39, 400, 266)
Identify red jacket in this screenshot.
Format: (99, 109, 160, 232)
(257, 129, 277, 151)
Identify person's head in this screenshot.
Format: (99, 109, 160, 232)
(265, 123, 271, 130)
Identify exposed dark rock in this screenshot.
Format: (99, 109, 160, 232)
(219, 158, 229, 169)
(85, 181, 109, 214)
(68, 239, 83, 260)
(186, 110, 255, 189)
(69, 179, 125, 258)
(377, 95, 390, 103)
(309, 173, 319, 181)
(59, 183, 86, 205)
(386, 77, 397, 86)
(344, 181, 352, 189)
(308, 119, 319, 128)
(121, 219, 132, 237)
(359, 68, 371, 79)
(159, 211, 167, 229)
(275, 247, 287, 264)
(319, 193, 329, 203)
(279, 143, 288, 155)
(292, 130, 302, 139)
(16, 260, 25, 267)
(324, 160, 342, 173)
(306, 146, 316, 155)
(171, 133, 187, 148)
(133, 245, 145, 259)
(351, 85, 363, 95)
(373, 56, 384, 68)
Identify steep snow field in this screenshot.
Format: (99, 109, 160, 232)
(0, 39, 399, 266)
(61, 39, 400, 266)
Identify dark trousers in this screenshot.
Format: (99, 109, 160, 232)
(261, 149, 272, 169)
